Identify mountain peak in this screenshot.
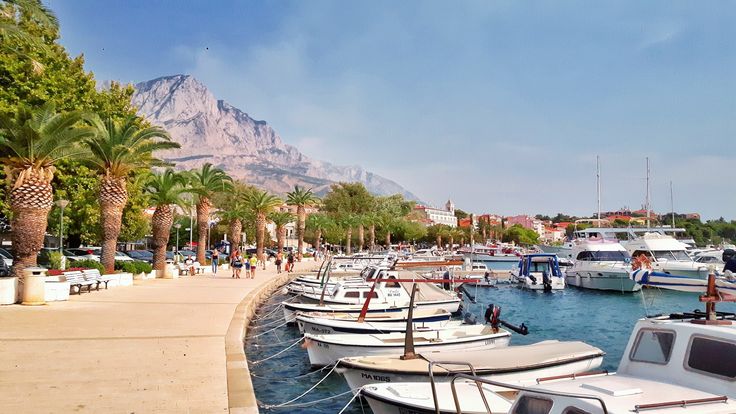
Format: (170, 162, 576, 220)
(131, 76, 419, 200)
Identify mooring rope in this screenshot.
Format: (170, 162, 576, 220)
(249, 337, 302, 365)
(250, 335, 302, 348)
(250, 362, 336, 382)
(254, 303, 285, 321)
(247, 320, 291, 339)
(259, 389, 354, 410)
(337, 388, 364, 414)
(249, 315, 287, 330)
(258, 362, 340, 408)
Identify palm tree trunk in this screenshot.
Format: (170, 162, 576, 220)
(346, 227, 352, 255)
(385, 231, 391, 247)
(99, 176, 128, 274)
(9, 171, 53, 278)
(256, 213, 266, 262)
(297, 206, 306, 261)
(10, 207, 49, 277)
(151, 204, 173, 271)
(369, 224, 375, 251)
(315, 229, 322, 253)
(449, 236, 454, 249)
(277, 225, 285, 252)
(228, 218, 242, 252)
(196, 197, 210, 263)
(358, 224, 364, 252)
(436, 235, 442, 249)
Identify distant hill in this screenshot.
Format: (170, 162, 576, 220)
(131, 74, 419, 199)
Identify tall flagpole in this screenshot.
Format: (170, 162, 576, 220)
(670, 181, 675, 228)
(596, 155, 601, 224)
(645, 157, 651, 229)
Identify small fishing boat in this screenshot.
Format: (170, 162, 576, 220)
(511, 253, 566, 291)
(338, 340, 605, 390)
(296, 309, 455, 335)
(304, 324, 511, 367)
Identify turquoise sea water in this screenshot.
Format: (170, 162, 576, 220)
(245, 284, 736, 413)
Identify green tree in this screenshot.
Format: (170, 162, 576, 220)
(306, 213, 332, 254)
(189, 163, 232, 263)
(286, 185, 319, 261)
(84, 115, 178, 273)
(145, 169, 188, 271)
(503, 224, 539, 245)
(0, 104, 93, 276)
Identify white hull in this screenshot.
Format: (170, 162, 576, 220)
(297, 315, 457, 335)
(566, 269, 642, 292)
(363, 381, 513, 414)
(520, 276, 565, 290)
(341, 354, 604, 391)
(282, 299, 461, 323)
(305, 330, 511, 367)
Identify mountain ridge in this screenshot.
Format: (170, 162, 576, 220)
(130, 74, 419, 199)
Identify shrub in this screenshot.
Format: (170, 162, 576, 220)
(116, 261, 138, 274)
(48, 251, 64, 270)
(71, 259, 105, 274)
(135, 261, 153, 274)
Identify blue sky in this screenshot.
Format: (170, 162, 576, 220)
(49, 1, 735, 219)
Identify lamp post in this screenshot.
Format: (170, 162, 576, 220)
(174, 223, 181, 253)
(55, 199, 69, 252)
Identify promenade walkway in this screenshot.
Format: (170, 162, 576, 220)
(0, 260, 317, 413)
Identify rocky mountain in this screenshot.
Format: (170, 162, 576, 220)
(131, 75, 419, 200)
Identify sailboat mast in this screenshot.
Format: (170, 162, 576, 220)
(596, 155, 601, 223)
(670, 181, 675, 228)
(646, 157, 651, 229)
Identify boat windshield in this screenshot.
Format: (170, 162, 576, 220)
(578, 250, 631, 262)
(652, 250, 692, 261)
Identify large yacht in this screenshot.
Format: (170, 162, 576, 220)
(565, 238, 641, 292)
(622, 232, 709, 279)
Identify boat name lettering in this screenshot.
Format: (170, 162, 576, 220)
(360, 372, 391, 382)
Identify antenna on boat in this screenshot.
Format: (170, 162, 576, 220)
(670, 181, 675, 228)
(596, 155, 601, 224)
(694, 272, 735, 325)
(645, 157, 651, 229)
(400, 283, 419, 360)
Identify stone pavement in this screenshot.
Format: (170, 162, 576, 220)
(0, 260, 318, 413)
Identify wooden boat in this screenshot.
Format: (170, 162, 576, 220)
(296, 308, 455, 335)
(304, 325, 511, 367)
(338, 340, 605, 390)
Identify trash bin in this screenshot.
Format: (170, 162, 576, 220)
(163, 263, 178, 279)
(22, 267, 47, 306)
(0, 277, 18, 305)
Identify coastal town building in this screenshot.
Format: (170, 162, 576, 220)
(505, 215, 545, 237)
(413, 199, 458, 227)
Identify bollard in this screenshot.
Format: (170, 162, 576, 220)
(21, 267, 47, 305)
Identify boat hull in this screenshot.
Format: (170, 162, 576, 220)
(339, 353, 604, 390)
(297, 315, 456, 335)
(282, 299, 461, 323)
(566, 270, 642, 292)
(305, 331, 510, 367)
(362, 381, 513, 414)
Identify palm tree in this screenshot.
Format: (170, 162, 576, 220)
(84, 115, 178, 273)
(268, 211, 294, 254)
(306, 213, 331, 255)
(339, 214, 360, 255)
(244, 189, 282, 263)
(145, 169, 188, 271)
(0, 104, 92, 277)
(363, 213, 378, 251)
(286, 185, 319, 260)
(1, 0, 59, 71)
(188, 163, 232, 263)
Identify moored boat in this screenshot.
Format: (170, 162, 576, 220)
(296, 308, 455, 335)
(565, 238, 641, 292)
(511, 253, 566, 291)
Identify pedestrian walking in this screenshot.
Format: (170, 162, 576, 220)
(275, 252, 283, 274)
(244, 255, 251, 278)
(211, 248, 219, 274)
(249, 255, 258, 278)
(287, 252, 295, 273)
(231, 251, 243, 279)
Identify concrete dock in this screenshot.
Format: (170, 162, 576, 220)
(0, 261, 316, 413)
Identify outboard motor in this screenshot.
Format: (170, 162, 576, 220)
(485, 304, 529, 335)
(723, 249, 736, 263)
(463, 312, 478, 325)
(528, 274, 537, 284)
(542, 270, 552, 292)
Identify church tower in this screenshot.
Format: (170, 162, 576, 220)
(445, 199, 455, 213)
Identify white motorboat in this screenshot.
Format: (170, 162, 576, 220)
(282, 278, 461, 322)
(338, 340, 605, 390)
(622, 232, 709, 279)
(304, 325, 511, 367)
(565, 238, 641, 292)
(296, 309, 456, 335)
(511, 253, 566, 291)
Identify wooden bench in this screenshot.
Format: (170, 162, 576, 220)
(83, 269, 112, 289)
(63, 271, 96, 294)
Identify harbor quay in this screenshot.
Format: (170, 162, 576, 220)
(0, 261, 317, 413)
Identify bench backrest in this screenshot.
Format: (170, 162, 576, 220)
(83, 269, 102, 281)
(63, 271, 85, 283)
